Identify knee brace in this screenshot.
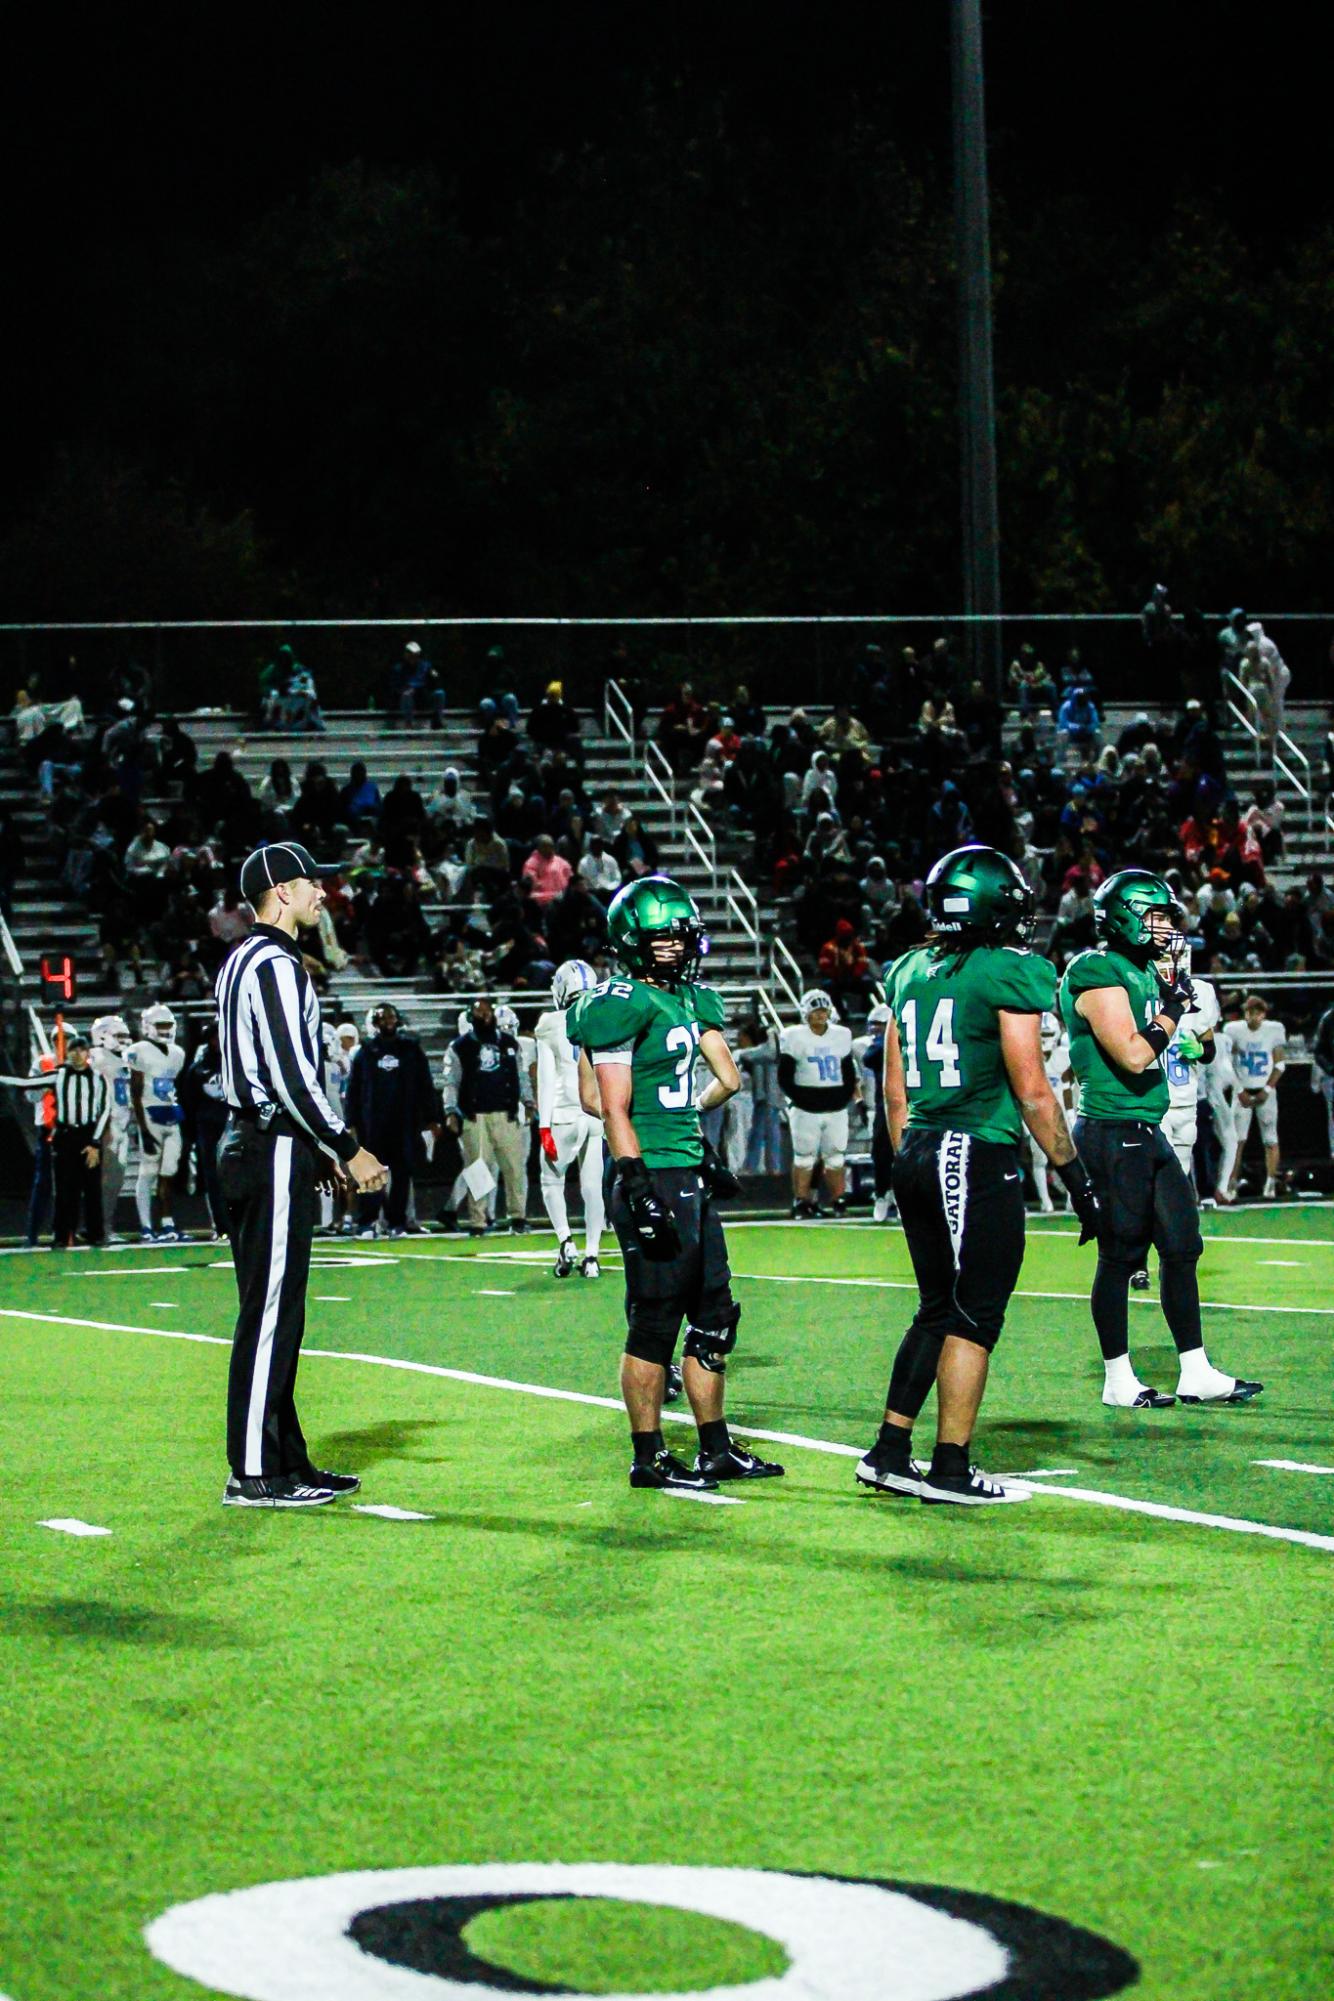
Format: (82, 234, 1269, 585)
(792, 1154, 817, 1172)
(823, 1151, 846, 1172)
(683, 1302, 741, 1375)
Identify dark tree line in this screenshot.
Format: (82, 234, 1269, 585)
(4, 82, 1331, 623)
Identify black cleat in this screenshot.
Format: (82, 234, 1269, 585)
(696, 1440, 785, 1481)
(1179, 1378, 1264, 1405)
(855, 1449, 923, 1497)
(791, 1198, 818, 1220)
(295, 1464, 361, 1494)
(630, 1449, 718, 1492)
(223, 1474, 337, 1509)
(664, 1362, 684, 1404)
(919, 1465, 1029, 1506)
(553, 1237, 578, 1278)
(580, 1255, 601, 1280)
(1130, 1268, 1151, 1291)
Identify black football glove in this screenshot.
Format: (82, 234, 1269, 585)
(616, 1157, 682, 1262)
(699, 1136, 740, 1201)
(1055, 1156, 1101, 1247)
(1157, 958, 1196, 1012)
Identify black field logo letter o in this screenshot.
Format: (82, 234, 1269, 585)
(144, 1862, 1137, 2000)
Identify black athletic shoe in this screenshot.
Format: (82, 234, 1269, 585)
(919, 1465, 1029, 1506)
(630, 1449, 718, 1491)
(222, 1474, 337, 1509)
(1179, 1377, 1264, 1405)
(831, 1194, 849, 1215)
(1130, 1268, 1151, 1291)
(664, 1362, 684, 1403)
(791, 1199, 818, 1220)
(510, 1217, 528, 1234)
(855, 1448, 924, 1497)
(696, 1440, 785, 1481)
(554, 1237, 578, 1278)
(295, 1464, 361, 1494)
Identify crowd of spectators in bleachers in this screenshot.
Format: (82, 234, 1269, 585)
(5, 650, 669, 1017)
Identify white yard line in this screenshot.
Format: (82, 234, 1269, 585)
(1255, 1459, 1334, 1477)
(67, 1266, 191, 1278)
(38, 1518, 111, 1537)
(352, 1504, 435, 1522)
(2, 1306, 1330, 1556)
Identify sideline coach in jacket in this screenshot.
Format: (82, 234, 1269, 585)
(216, 842, 388, 1509)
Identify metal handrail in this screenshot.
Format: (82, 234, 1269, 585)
(26, 1004, 51, 1058)
(756, 987, 785, 1035)
(643, 739, 678, 837)
(684, 800, 717, 882)
(770, 934, 806, 1013)
(1222, 667, 1260, 741)
(1275, 728, 1312, 804)
(724, 867, 762, 977)
(0, 908, 24, 980)
(604, 677, 634, 746)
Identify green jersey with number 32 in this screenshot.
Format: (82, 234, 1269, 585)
(884, 943, 1057, 1145)
(569, 977, 726, 1167)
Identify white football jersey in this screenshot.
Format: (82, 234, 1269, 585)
(1225, 1016, 1286, 1091)
(1164, 977, 1221, 1110)
(92, 1046, 134, 1133)
(325, 1047, 355, 1120)
(535, 1009, 584, 1123)
(780, 1020, 853, 1096)
(126, 1037, 185, 1125)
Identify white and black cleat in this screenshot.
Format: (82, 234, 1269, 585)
(1130, 1267, 1151, 1291)
(580, 1255, 601, 1279)
(1178, 1376, 1264, 1405)
(223, 1474, 338, 1509)
(919, 1465, 1029, 1506)
(855, 1451, 923, 1498)
(1103, 1382, 1176, 1409)
(630, 1449, 718, 1492)
(553, 1237, 578, 1278)
(663, 1361, 684, 1404)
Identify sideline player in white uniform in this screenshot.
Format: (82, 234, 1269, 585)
(90, 1014, 135, 1236)
(535, 960, 605, 1277)
(1201, 1003, 1238, 1206)
(127, 1003, 186, 1241)
(320, 1020, 360, 1232)
(1225, 994, 1287, 1198)
(1027, 1012, 1074, 1212)
(779, 988, 859, 1218)
(1128, 967, 1221, 1289)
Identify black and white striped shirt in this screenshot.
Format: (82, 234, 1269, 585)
(54, 1064, 110, 1137)
(214, 924, 358, 1161)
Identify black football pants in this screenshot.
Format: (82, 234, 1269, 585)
(1074, 1117, 1203, 1361)
(219, 1118, 319, 1479)
(52, 1127, 104, 1246)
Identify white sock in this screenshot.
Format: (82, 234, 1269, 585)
(1176, 1347, 1233, 1394)
(1103, 1353, 1141, 1397)
(1031, 1154, 1049, 1206)
(135, 1171, 155, 1233)
(580, 1146, 605, 1259)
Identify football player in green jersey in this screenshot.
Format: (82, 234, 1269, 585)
(569, 875, 784, 1493)
(1058, 869, 1262, 1407)
(858, 845, 1101, 1506)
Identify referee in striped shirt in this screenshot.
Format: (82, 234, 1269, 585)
(3, 1034, 111, 1246)
(217, 841, 387, 1509)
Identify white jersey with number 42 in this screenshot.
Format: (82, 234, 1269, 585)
(1164, 977, 1221, 1110)
(1224, 1016, 1286, 1092)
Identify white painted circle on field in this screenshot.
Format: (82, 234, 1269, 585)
(145, 1861, 1009, 2001)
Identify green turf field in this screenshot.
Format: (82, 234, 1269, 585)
(1, 1206, 1332, 2000)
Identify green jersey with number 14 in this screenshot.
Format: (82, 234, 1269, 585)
(883, 943, 1057, 1146)
(568, 977, 726, 1168)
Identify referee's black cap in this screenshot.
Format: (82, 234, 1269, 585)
(239, 841, 335, 904)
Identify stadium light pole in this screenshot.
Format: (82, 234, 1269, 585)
(951, 0, 1003, 694)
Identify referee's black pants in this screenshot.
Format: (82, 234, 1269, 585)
(52, 1127, 104, 1246)
(219, 1116, 319, 1479)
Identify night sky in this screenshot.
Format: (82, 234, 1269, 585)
(3, 3, 1326, 619)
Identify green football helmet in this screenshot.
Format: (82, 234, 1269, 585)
(925, 845, 1036, 944)
(1093, 869, 1185, 963)
(607, 874, 707, 985)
